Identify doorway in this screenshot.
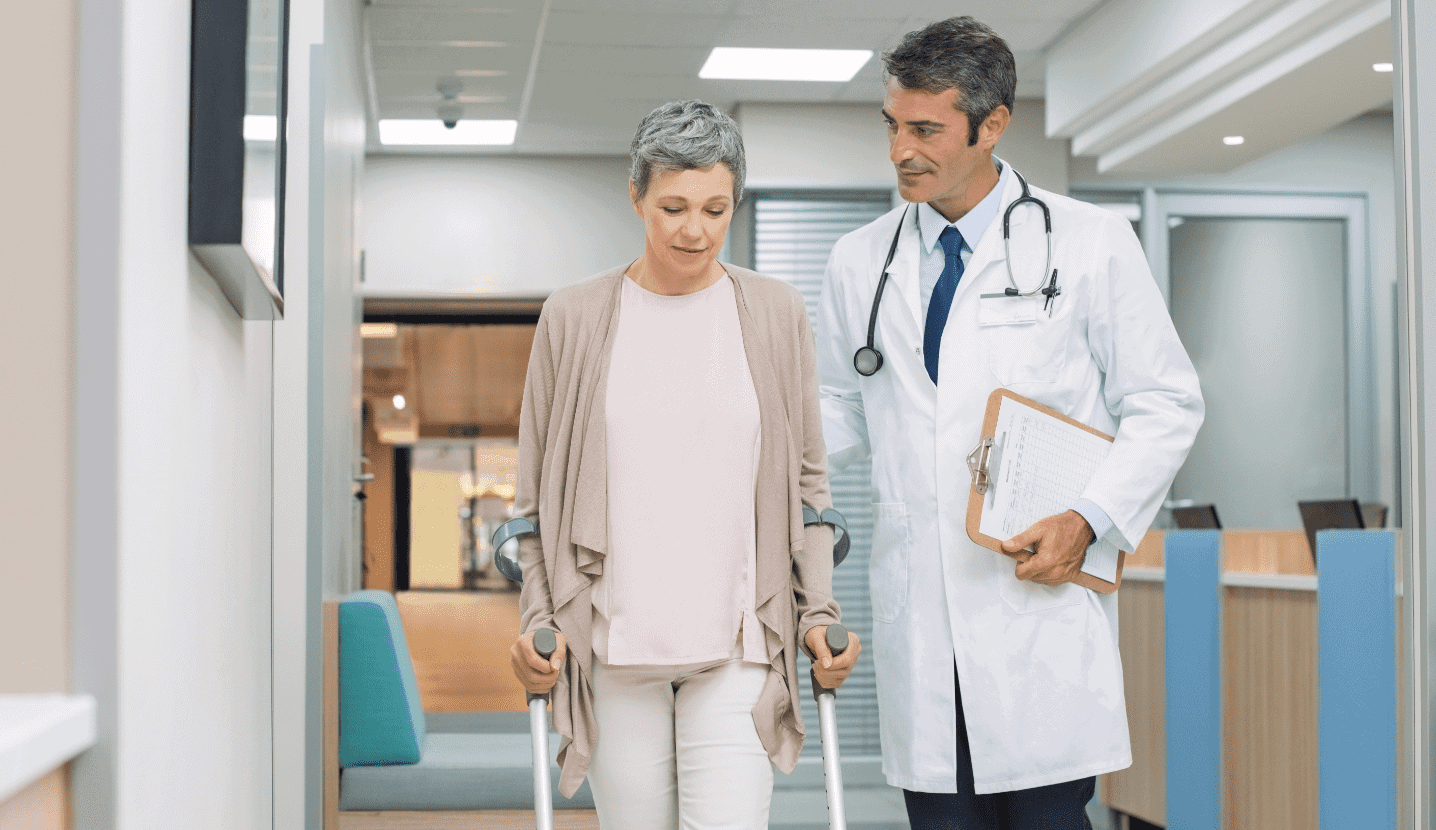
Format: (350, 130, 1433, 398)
(360, 299, 540, 713)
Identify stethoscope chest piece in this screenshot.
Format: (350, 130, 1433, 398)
(854, 346, 883, 376)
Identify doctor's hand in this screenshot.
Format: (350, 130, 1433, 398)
(1004, 510, 1095, 586)
(806, 625, 861, 691)
(510, 628, 567, 695)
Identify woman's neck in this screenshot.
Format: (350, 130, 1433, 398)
(626, 255, 725, 296)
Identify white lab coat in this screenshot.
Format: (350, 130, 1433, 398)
(818, 171, 1203, 794)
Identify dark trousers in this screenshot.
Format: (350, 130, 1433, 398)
(903, 667, 1095, 830)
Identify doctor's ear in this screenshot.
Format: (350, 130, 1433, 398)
(976, 105, 1010, 150)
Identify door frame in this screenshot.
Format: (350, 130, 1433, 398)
(1146, 191, 1378, 504)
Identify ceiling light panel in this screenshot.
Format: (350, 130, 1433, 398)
(699, 47, 873, 82)
(379, 119, 518, 145)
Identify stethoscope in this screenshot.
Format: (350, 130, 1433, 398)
(853, 169, 1060, 377)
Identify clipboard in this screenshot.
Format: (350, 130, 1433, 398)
(965, 388, 1126, 594)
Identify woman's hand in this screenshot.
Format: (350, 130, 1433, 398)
(510, 628, 568, 695)
(805, 625, 861, 690)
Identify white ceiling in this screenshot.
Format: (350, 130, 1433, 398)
(360, 0, 1110, 155)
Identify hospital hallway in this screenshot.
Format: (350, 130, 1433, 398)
(6, 0, 1436, 828)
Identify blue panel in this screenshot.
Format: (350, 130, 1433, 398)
(1165, 531, 1222, 830)
(1318, 530, 1398, 830)
(339, 591, 428, 767)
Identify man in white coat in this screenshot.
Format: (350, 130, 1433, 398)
(817, 17, 1204, 830)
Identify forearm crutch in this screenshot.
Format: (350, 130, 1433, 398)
(803, 506, 852, 830)
(492, 519, 556, 830)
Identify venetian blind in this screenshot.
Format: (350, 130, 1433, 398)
(752, 191, 894, 759)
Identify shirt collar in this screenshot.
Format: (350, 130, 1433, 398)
(917, 157, 1010, 255)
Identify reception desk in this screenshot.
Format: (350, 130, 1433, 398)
(1101, 530, 1397, 830)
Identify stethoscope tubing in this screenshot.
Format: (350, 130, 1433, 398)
(853, 168, 1052, 377)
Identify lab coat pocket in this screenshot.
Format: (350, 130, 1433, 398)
(979, 296, 1069, 386)
(869, 503, 911, 624)
(996, 561, 1084, 614)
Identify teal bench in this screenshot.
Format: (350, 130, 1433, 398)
(335, 590, 594, 812)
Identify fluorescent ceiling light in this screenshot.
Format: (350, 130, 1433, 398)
(360, 323, 398, 339)
(379, 119, 518, 146)
(699, 47, 872, 82)
(1373, 62, 1393, 72)
(244, 114, 277, 142)
(1223, 135, 1245, 146)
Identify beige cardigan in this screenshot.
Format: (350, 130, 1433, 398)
(515, 264, 841, 798)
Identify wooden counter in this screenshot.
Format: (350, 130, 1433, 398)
(1102, 530, 1318, 830)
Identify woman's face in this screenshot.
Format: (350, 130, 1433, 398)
(630, 164, 735, 283)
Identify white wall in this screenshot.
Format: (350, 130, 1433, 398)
(1074, 112, 1401, 517)
(362, 101, 1070, 297)
(736, 99, 1070, 195)
(108, 0, 274, 825)
(363, 155, 642, 296)
(270, 0, 369, 827)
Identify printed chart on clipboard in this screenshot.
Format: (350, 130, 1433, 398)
(971, 391, 1123, 586)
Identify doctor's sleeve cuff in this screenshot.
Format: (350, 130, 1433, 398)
(1072, 499, 1115, 545)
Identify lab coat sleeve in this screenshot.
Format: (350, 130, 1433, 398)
(1080, 211, 1205, 550)
(818, 234, 873, 474)
(516, 304, 558, 635)
(792, 296, 842, 652)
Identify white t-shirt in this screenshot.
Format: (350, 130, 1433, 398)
(594, 273, 764, 666)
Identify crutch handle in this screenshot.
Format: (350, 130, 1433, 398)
(812, 624, 850, 697)
(527, 627, 558, 704)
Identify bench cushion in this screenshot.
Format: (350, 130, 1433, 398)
(339, 591, 427, 767)
(340, 731, 595, 811)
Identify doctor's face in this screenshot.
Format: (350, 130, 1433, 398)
(630, 164, 735, 282)
(883, 78, 1008, 219)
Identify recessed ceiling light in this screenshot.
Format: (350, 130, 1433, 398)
(378, 119, 518, 146)
(1373, 62, 1394, 72)
(1223, 135, 1245, 146)
(393, 394, 407, 411)
(455, 69, 508, 77)
(699, 47, 872, 82)
(244, 114, 277, 142)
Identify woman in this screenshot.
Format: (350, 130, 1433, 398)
(508, 99, 861, 830)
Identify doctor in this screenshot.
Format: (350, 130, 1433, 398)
(818, 16, 1203, 830)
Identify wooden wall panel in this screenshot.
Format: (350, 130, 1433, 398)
(1103, 579, 1165, 825)
(0, 767, 67, 830)
(362, 420, 395, 592)
(1221, 586, 1318, 830)
(1223, 530, 1314, 576)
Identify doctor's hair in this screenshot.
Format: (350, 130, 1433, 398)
(883, 16, 1017, 146)
(629, 99, 747, 205)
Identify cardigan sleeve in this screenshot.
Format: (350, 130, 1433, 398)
(789, 294, 842, 653)
(516, 305, 558, 635)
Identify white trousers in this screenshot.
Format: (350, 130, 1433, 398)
(587, 658, 773, 830)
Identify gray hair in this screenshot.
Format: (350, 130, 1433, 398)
(883, 17, 1017, 146)
(629, 100, 747, 205)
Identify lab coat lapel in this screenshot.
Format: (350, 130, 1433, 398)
(886, 206, 923, 329)
(953, 172, 1023, 305)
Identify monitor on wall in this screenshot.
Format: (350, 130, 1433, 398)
(188, 0, 290, 319)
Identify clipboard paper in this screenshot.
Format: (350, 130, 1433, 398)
(965, 388, 1126, 594)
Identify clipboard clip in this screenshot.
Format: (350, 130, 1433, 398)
(966, 436, 995, 495)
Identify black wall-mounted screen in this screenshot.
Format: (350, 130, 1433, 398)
(188, 0, 290, 317)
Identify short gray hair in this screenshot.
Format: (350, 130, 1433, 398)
(629, 100, 747, 205)
(883, 17, 1016, 146)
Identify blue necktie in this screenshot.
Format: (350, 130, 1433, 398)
(924, 226, 965, 383)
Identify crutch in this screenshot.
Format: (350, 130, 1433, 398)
(813, 623, 851, 830)
(492, 519, 557, 830)
(804, 506, 852, 830)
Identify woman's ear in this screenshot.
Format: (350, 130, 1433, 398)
(629, 179, 642, 218)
